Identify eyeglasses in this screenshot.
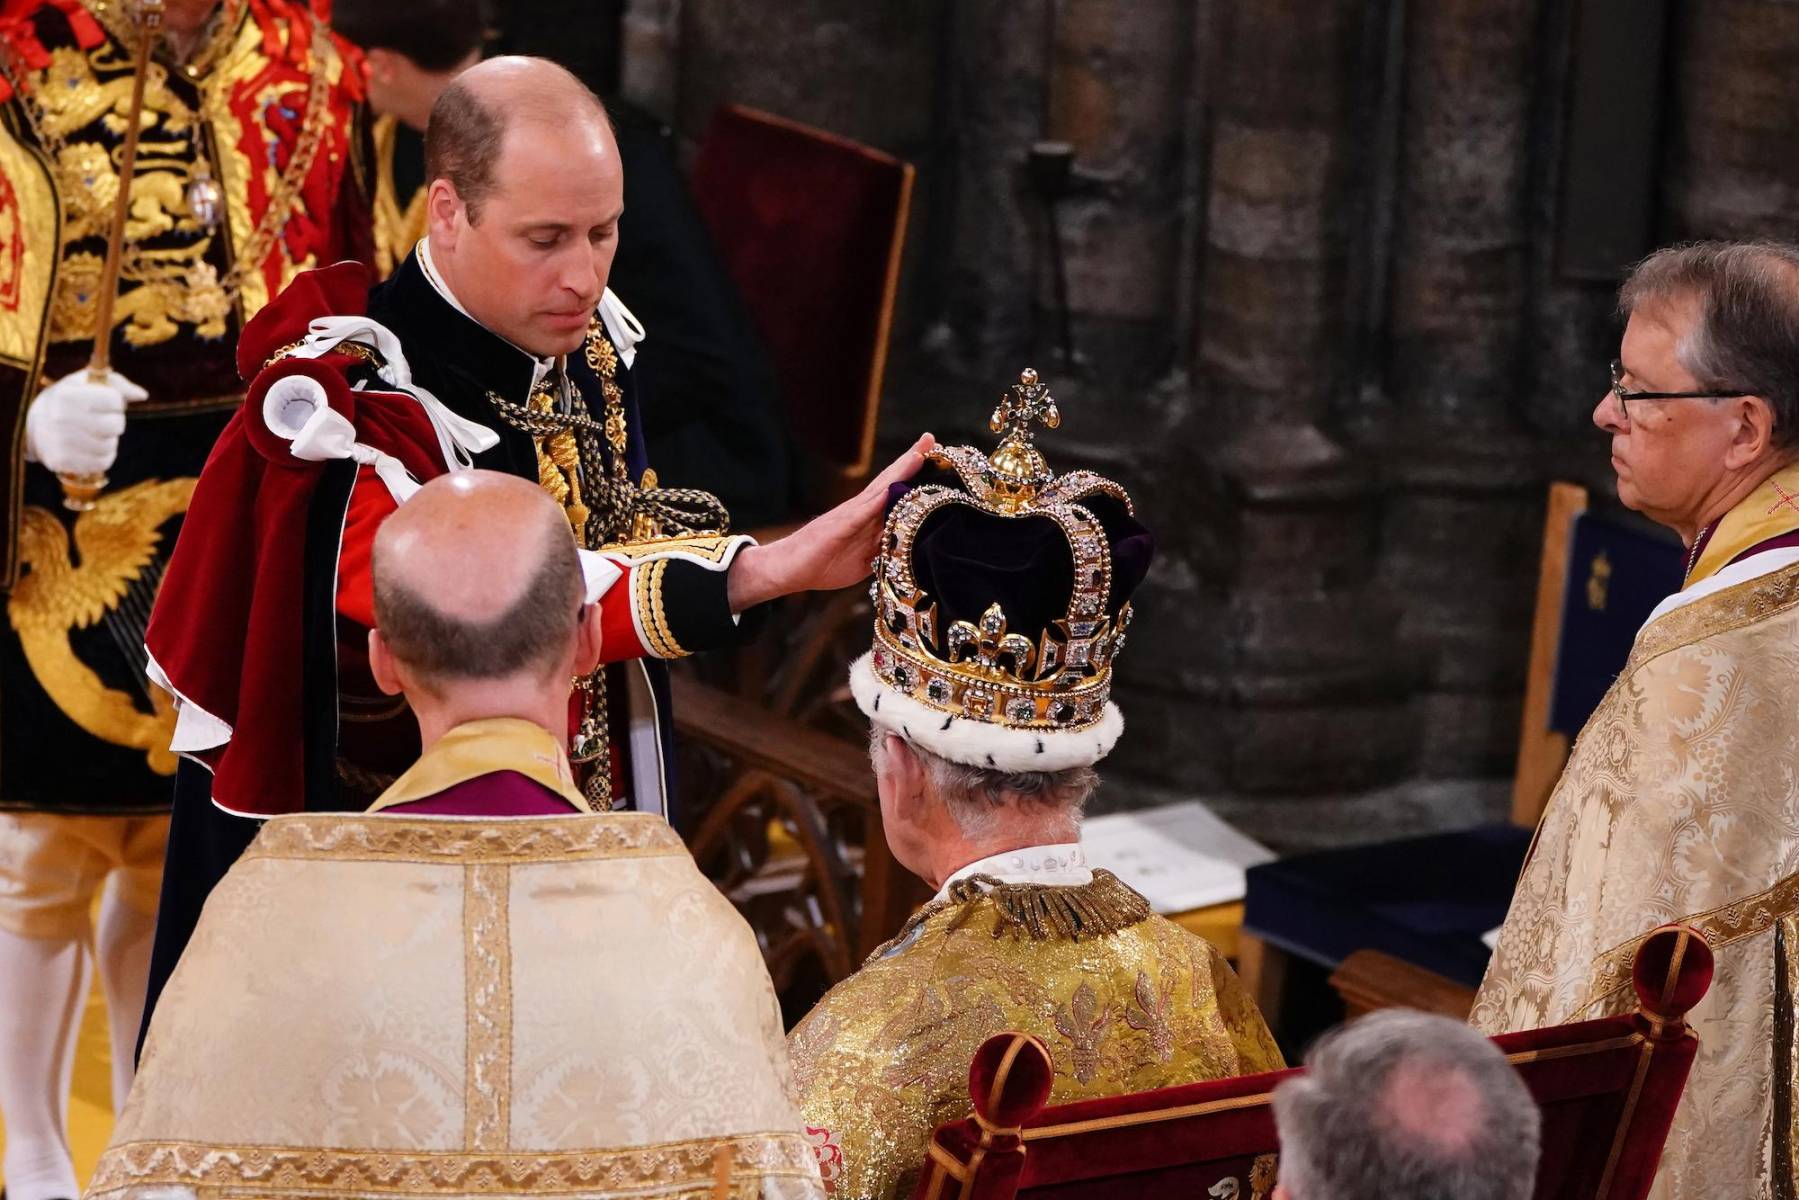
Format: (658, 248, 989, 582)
(1610, 359, 1752, 421)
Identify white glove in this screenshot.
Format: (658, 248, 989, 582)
(24, 368, 147, 476)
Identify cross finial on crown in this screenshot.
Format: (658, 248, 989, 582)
(990, 367, 1061, 444)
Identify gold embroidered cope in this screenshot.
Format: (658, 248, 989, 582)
(787, 871, 1282, 1200)
(1473, 553, 1799, 1200)
(95, 811, 825, 1199)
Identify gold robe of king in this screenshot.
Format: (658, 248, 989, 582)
(1473, 461, 1799, 1200)
(789, 866, 1283, 1199)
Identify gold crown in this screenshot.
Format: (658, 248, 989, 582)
(866, 368, 1136, 737)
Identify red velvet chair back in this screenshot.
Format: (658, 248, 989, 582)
(690, 105, 914, 504)
(914, 926, 1712, 1200)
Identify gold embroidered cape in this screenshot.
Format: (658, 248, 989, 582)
(787, 871, 1282, 1199)
(1472, 557, 1799, 1200)
(89, 811, 824, 1200)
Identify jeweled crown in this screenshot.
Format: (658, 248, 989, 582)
(864, 368, 1144, 745)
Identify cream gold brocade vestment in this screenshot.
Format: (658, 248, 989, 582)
(1472, 558, 1799, 1200)
(787, 871, 1282, 1199)
(87, 812, 823, 1200)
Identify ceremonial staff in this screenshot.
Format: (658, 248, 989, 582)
(60, 0, 163, 511)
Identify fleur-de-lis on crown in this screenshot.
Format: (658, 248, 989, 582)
(945, 602, 1037, 680)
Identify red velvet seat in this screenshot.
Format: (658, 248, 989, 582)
(690, 104, 914, 506)
(913, 925, 1711, 1200)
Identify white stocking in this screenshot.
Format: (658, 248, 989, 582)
(94, 878, 156, 1112)
(0, 927, 86, 1200)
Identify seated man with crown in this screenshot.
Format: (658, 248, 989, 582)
(786, 370, 1283, 1200)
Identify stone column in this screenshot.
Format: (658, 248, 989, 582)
(1174, 0, 1417, 807)
(1663, 0, 1799, 239)
(1378, 0, 1545, 778)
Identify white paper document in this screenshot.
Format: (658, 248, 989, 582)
(1081, 800, 1275, 914)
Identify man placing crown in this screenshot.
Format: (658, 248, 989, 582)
(786, 370, 1281, 1200)
(138, 54, 931, 1036)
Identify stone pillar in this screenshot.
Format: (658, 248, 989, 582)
(1177, 0, 1416, 805)
(1663, 0, 1799, 239)
(1378, 0, 1544, 778)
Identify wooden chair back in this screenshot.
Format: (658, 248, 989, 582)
(915, 927, 1711, 1200)
(691, 105, 914, 507)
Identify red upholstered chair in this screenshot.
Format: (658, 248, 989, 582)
(691, 103, 914, 510)
(913, 925, 1711, 1200)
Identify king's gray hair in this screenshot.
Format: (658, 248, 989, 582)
(1272, 1010, 1540, 1200)
(868, 729, 1096, 839)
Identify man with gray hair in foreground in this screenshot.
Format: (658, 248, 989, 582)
(1272, 1011, 1540, 1200)
(786, 376, 1281, 1199)
(89, 471, 824, 1200)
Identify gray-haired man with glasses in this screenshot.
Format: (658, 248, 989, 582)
(1471, 240, 1799, 1199)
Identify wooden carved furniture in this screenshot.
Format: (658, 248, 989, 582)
(913, 926, 1711, 1200)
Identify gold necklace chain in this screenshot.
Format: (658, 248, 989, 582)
(3, 0, 333, 306)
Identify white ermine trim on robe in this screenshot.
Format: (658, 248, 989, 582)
(849, 651, 1124, 772)
(597, 289, 645, 369)
(1642, 545, 1799, 628)
(145, 649, 232, 753)
(576, 549, 625, 604)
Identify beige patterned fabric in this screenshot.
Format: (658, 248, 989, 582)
(787, 872, 1282, 1200)
(88, 812, 823, 1200)
(1472, 558, 1799, 1200)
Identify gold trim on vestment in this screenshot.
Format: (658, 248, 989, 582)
(84, 1132, 821, 1198)
(1578, 871, 1799, 1017)
(367, 717, 593, 814)
(1628, 560, 1799, 672)
(1685, 464, 1799, 587)
(463, 862, 511, 1151)
(1776, 917, 1799, 1200)
(241, 811, 688, 864)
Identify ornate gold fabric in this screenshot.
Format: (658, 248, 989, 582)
(6, 476, 193, 771)
(788, 874, 1282, 1200)
(94, 810, 824, 1199)
(1472, 557, 1799, 1200)
(371, 112, 427, 278)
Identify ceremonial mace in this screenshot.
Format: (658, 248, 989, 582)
(60, 0, 164, 511)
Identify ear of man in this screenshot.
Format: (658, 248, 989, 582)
(426, 178, 465, 243)
(883, 734, 929, 824)
(1724, 394, 1780, 469)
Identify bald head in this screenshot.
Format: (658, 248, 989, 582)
(1271, 1011, 1539, 1200)
(424, 55, 612, 224)
(372, 471, 584, 688)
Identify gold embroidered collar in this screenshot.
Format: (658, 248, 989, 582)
(367, 718, 591, 814)
(1686, 462, 1799, 587)
(873, 868, 1153, 961)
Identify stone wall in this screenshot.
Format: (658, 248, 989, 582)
(621, 0, 1799, 846)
